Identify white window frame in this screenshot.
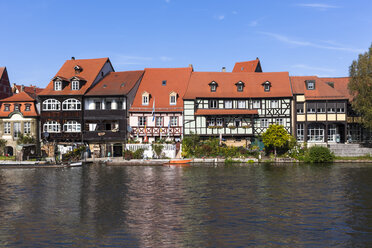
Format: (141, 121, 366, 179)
(24, 122, 31, 134)
(170, 95, 177, 105)
(71, 80, 79, 90)
(170, 116, 178, 126)
(142, 95, 149, 105)
(237, 100, 246, 109)
(63, 121, 81, 133)
(224, 100, 232, 109)
(210, 100, 218, 109)
(216, 118, 223, 127)
(207, 117, 215, 127)
(62, 98, 81, 111)
(253, 100, 260, 109)
(156, 116, 163, 127)
(138, 116, 146, 126)
(43, 121, 61, 133)
(307, 124, 324, 142)
(297, 123, 304, 141)
(42, 99, 61, 111)
(14, 122, 21, 138)
(307, 82, 315, 90)
(4, 122, 10, 134)
(276, 118, 283, 126)
(261, 119, 269, 128)
(270, 100, 279, 108)
(54, 80, 62, 91)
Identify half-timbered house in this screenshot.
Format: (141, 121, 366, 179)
(129, 67, 193, 143)
(291, 76, 349, 144)
(38, 57, 114, 155)
(83, 70, 144, 157)
(183, 71, 293, 147)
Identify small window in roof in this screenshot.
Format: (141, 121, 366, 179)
(209, 81, 218, 92)
(120, 83, 125, 88)
(262, 81, 271, 92)
(162, 80, 167, 86)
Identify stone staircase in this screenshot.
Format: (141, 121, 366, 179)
(328, 143, 372, 157)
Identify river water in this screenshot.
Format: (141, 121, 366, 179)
(0, 163, 372, 247)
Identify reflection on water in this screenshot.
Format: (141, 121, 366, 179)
(0, 163, 372, 247)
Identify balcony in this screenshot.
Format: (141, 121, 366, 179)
(84, 110, 126, 120)
(131, 126, 182, 137)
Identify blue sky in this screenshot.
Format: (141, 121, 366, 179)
(0, 0, 371, 87)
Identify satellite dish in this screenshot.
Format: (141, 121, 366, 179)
(43, 132, 49, 138)
(127, 126, 132, 132)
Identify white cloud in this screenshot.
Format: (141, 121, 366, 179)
(296, 3, 340, 10)
(259, 32, 364, 53)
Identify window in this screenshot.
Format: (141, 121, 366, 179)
(275, 118, 283, 125)
(4, 104, 10, 112)
(209, 81, 218, 92)
(237, 100, 246, 109)
(270, 100, 279, 108)
(306, 80, 315, 90)
(328, 124, 338, 142)
(234, 118, 241, 127)
(156, 116, 163, 127)
(4, 122, 10, 134)
(317, 105, 326, 113)
(14, 122, 21, 138)
(297, 123, 304, 141)
(224, 100, 233, 109)
(296, 103, 304, 114)
(307, 103, 316, 113)
(170, 95, 177, 105)
(142, 95, 149, 105)
(106, 101, 111, 110)
(62, 98, 81, 110)
(337, 103, 345, 113)
(71, 80, 79, 90)
(95, 102, 101, 110)
(14, 104, 20, 111)
(261, 119, 268, 128)
(25, 104, 31, 111)
(117, 101, 123, 110)
(253, 100, 260, 109)
(327, 107, 336, 113)
(209, 100, 218, 109)
(207, 117, 215, 127)
(63, 121, 81, 132)
(170, 116, 178, 126)
(216, 118, 223, 127)
(54, 80, 62, 91)
(43, 121, 61, 133)
(263, 81, 271, 92)
(42, 99, 60, 111)
(24, 122, 31, 134)
(138, 116, 146, 126)
(307, 124, 324, 142)
(162, 80, 167, 86)
(236, 82, 244, 92)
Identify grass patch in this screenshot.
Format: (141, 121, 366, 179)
(335, 155, 372, 160)
(0, 156, 15, 160)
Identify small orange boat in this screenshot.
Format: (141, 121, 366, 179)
(164, 159, 192, 166)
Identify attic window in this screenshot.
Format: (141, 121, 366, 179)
(262, 81, 271, 92)
(54, 80, 62, 91)
(120, 83, 125, 88)
(169, 92, 177, 105)
(103, 84, 107, 88)
(306, 80, 315, 90)
(71, 80, 79, 90)
(4, 104, 10, 111)
(326, 82, 334, 88)
(142, 92, 150, 105)
(25, 104, 31, 111)
(235, 81, 245, 92)
(162, 80, 167, 86)
(209, 81, 218, 92)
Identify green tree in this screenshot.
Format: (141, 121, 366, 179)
(348, 44, 372, 129)
(0, 138, 6, 156)
(262, 124, 290, 156)
(16, 134, 36, 145)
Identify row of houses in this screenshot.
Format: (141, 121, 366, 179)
(0, 57, 370, 158)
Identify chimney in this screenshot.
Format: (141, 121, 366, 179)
(21, 85, 24, 92)
(71, 56, 75, 60)
(222, 67, 226, 72)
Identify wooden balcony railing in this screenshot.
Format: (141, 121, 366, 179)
(131, 126, 182, 136)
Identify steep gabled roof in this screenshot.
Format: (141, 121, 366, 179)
(183, 71, 292, 99)
(290, 76, 347, 100)
(130, 67, 193, 112)
(321, 77, 351, 101)
(13, 84, 44, 98)
(39, 58, 111, 96)
(0, 91, 38, 117)
(86, 70, 144, 96)
(232, 59, 262, 73)
(0, 67, 5, 78)
(0, 91, 35, 102)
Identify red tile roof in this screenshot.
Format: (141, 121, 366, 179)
(0, 67, 5, 78)
(232, 59, 262, 72)
(195, 109, 258, 116)
(13, 84, 44, 98)
(86, 70, 144, 96)
(0, 91, 38, 117)
(130, 67, 193, 113)
(183, 71, 292, 99)
(39, 58, 111, 96)
(290, 76, 347, 100)
(321, 77, 351, 101)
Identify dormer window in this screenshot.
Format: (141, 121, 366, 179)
(25, 104, 31, 111)
(235, 81, 245, 92)
(306, 80, 315, 90)
(142, 92, 150, 105)
(209, 81, 218, 92)
(4, 104, 10, 111)
(169, 91, 177, 105)
(14, 104, 20, 111)
(55, 80, 62, 91)
(162, 80, 167, 86)
(71, 80, 79, 90)
(262, 81, 271, 92)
